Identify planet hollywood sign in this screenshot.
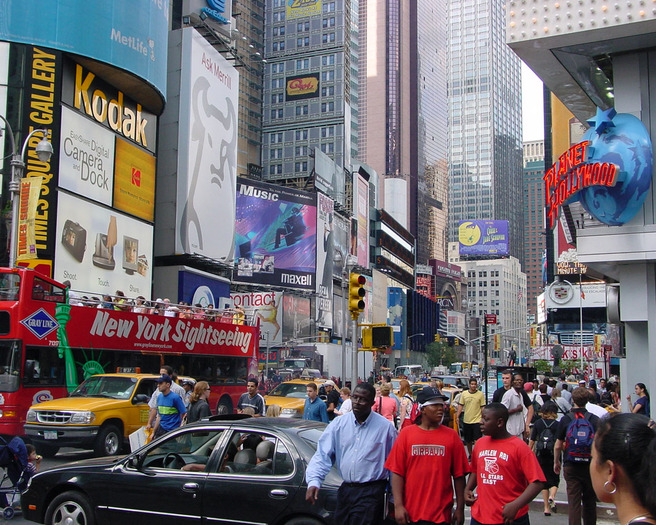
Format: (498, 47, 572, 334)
(545, 107, 653, 228)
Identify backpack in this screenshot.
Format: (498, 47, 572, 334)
(535, 419, 556, 457)
(563, 412, 595, 463)
(406, 395, 420, 423)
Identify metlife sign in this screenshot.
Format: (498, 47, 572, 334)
(59, 106, 115, 207)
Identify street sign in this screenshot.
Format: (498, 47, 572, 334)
(485, 314, 497, 324)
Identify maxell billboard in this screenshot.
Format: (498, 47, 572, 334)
(176, 27, 239, 261)
(235, 178, 317, 290)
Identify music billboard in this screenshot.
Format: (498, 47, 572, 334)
(235, 178, 317, 290)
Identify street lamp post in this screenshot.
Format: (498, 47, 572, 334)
(406, 333, 424, 366)
(335, 251, 356, 386)
(0, 116, 53, 266)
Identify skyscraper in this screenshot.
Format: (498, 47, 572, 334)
(447, 0, 524, 265)
(359, 1, 448, 263)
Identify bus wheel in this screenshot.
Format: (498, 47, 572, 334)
(216, 397, 233, 415)
(39, 443, 59, 458)
(94, 424, 121, 456)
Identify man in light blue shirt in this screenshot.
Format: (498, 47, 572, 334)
(305, 382, 397, 524)
(303, 383, 329, 423)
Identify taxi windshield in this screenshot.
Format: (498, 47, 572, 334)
(268, 382, 310, 398)
(70, 376, 137, 399)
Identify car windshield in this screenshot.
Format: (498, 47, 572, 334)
(70, 376, 137, 399)
(268, 383, 309, 398)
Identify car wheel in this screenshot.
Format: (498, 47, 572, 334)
(284, 518, 323, 525)
(45, 491, 95, 525)
(39, 443, 59, 458)
(216, 397, 233, 415)
(94, 424, 121, 456)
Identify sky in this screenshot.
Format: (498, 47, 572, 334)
(522, 62, 545, 142)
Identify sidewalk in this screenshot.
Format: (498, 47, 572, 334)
(528, 479, 619, 522)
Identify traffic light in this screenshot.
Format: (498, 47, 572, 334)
(434, 333, 441, 342)
(348, 273, 366, 314)
(362, 326, 393, 348)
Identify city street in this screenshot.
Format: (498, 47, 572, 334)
(3, 448, 621, 525)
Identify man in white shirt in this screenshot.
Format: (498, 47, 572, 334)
(501, 373, 531, 439)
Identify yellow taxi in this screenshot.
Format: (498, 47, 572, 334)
(264, 378, 328, 418)
(24, 373, 160, 457)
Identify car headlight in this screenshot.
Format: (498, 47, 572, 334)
(281, 408, 300, 416)
(70, 411, 95, 424)
(26, 409, 37, 422)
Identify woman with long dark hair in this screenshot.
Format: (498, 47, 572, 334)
(627, 383, 650, 418)
(590, 413, 656, 525)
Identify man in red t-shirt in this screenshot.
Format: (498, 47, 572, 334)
(465, 402, 545, 525)
(385, 386, 470, 525)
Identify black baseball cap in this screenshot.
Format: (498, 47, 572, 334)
(417, 386, 447, 407)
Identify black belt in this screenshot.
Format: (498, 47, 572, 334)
(341, 479, 387, 488)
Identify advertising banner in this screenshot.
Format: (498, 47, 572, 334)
(355, 174, 369, 268)
(18, 46, 63, 266)
(16, 177, 43, 261)
(285, 73, 320, 101)
(332, 213, 350, 279)
(333, 292, 345, 339)
(54, 191, 153, 299)
(388, 287, 405, 350)
(286, 0, 322, 19)
(235, 178, 317, 290)
(316, 193, 334, 330)
(458, 220, 509, 256)
(314, 147, 346, 207)
(59, 106, 115, 207)
(113, 137, 156, 222)
(232, 291, 283, 346)
(0, 0, 170, 100)
(282, 294, 312, 341)
(178, 270, 230, 309)
(176, 28, 239, 261)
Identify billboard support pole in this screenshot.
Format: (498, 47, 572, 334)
(483, 318, 489, 400)
(351, 314, 359, 386)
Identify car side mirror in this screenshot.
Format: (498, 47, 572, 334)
(133, 394, 149, 404)
(127, 454, 142, 469)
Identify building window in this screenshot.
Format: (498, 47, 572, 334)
(271, 63, 285, 73)
(270, 148, 283, 159)
(270, 133, 283, 144)
(296, 21, 310, 32)
(271, 93, 283, 103)
(295, 145, 308, 156)
(295, 161, 308, 172)
(321, 126, 335, 138)
(322, 33, 336, 44)
(271, 109, 283, 119)
(323, 2, 335, 12)
(321, 101, 334, 112)
(272, 41, 286, 51)
(297, 37, 310, 47)
(269, 164, 283, 175)
(271, 78, 284, 89)
(323, 17, 336, 28)
(320, 142, 334, 153)
(321, 55, 335, 66)
(321, 70, 335, 81)
(273, 11, 285, 22)
(321, 86, 335, 97)
(272, 26, 285, 36)
(295, 105, 309, 116)
(296, 59, 310, 70)
(295, 130, 308, 140)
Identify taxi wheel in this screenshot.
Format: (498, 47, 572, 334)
(94, 424, 121, 457)
(284, 518, 322, 525)
(45, 491, 95, 525)
(39, 443, 59, 458)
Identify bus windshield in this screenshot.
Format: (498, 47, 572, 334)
(0, 274, 20, 301)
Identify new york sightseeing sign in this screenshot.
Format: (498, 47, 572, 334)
(545, 107, 653, 228)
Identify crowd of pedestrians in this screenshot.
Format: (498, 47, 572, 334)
(298, 370, 653, 525)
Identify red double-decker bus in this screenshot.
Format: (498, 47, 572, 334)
(0, 267, 259, 437)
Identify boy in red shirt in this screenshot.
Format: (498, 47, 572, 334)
(385, 387, 470, 525)
(465, 402, 545, 525)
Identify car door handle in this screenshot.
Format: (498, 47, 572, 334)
(183, 483, 200, 493)
(269, 489, 288, 499)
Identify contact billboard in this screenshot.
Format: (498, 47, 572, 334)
(316, 193, 334, 330)
(176, 28, 239, 261)
(0, 0, 169, 100)
(235, 178, 317, 290)
(232, 291, 283, 346)
(54, 191, 153, 299)
(458, 220, 509, 256)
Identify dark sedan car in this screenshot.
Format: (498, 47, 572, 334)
(22, 418, 341, 525)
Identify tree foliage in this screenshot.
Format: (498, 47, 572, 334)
(425, 341, 457, 369)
